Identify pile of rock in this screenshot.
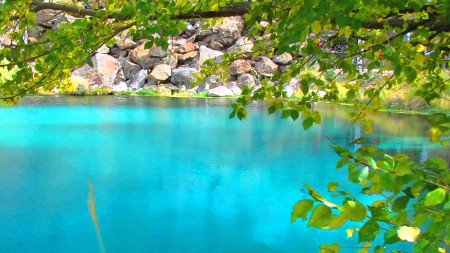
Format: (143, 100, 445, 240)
(6, 9, 301, 97)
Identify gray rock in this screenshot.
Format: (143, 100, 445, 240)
(199, 45, 223, 66)
(237, 74, 256, 88)
(197, 75, 221, 92)
(123, 60, 142, 80)
(207, 86, 235, 97)
(227, 37, 254, 53)
(129, 69, 147, 90)
(110, 47, 127, 58)
(273, 53, 293, 65)
(52, 14, 76, 30)
(255, 57, 278, 77)
(115, 69, 126, 83)
(227, 81, 242, 95)
(160, 53, 178, 68)
(171, 67, 198, 87)
(149, 64, 171, 81)
(112, 82, 128, 92)
(210, 41, 223, 50)
(96, 44, 110, 54)
(209, 16, 245, 47)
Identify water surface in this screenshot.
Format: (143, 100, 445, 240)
(0, 96, 447, 252)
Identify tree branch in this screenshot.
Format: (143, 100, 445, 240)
(26, 1, 449, 32)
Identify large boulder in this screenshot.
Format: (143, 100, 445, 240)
(122, 60, 142, 80)
(149, 64, 172, 81)
(198, 45, 223, 66)
(70, 65, 102, 87)
(112, 82, 128, 92)
(35, 9, 63, 27)
(171, 67, 198, 87)
(203, 16, 245, 47)
(230, 59, 252, 75)
(92, 53, 121, 87)
(129, 43, 168, 69)
(255, 57, 278, 77)
(207, 86, 235, 97)
(129, 69, 147, 90)
(227, 82, 242, 95)
(237, 73, 256, 88)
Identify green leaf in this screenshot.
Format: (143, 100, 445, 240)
(308, 205, 332, 228)
(342, 200, 367, 221)
(290, 110, 299, 121)
(319, 244, 340, 253)
(303, 117, 314, 130)
(384, 226, 400, 244)
(358, 220, 381, 242)
(374, 246, 385, 253)
(268, 105, 276, 114)
(424, 188, 446, 207)
(327, 182, 339, 192)
(325, 214, 348, 229)
(305, 184, 338, 208)
(291, 199, 314, 222)
(392, 196, 409, 212)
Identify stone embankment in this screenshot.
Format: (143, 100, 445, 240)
(6, 9, 301, 97)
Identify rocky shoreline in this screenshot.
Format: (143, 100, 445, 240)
(21, 10, 298, 98)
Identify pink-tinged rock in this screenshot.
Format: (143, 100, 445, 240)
(178, 51, 199, 63)
(116, 37, 136, 50)
(92, 53, 121, 87)
(175, 42, 198, 54)
(129, 43, 168, 69)
(70, 54, 121, 88)
(70, 65, 103, 87)
(230, 59, 252, 75)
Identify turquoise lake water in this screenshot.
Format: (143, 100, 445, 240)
(0, 96, 448, 252)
